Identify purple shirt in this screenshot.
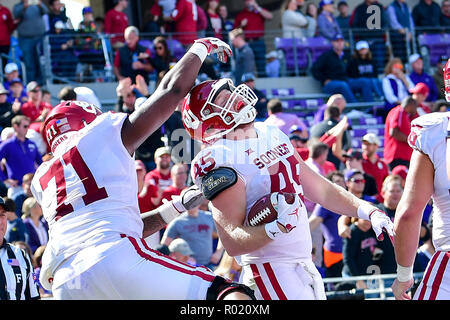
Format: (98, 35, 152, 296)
(409, 71, 439, 102)
(313, 204, 342, 253)
(313, 104, 327, 125)
(263, 112, 308, 135)
(0, 136, 42, 183)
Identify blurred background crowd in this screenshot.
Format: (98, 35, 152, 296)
(0, 0, 448, 299)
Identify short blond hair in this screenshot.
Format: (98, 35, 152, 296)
(229, 28, 244, 40)
(21, 197, 38, 219)
(382, 175, 403, 193)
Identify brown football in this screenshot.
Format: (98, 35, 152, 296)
(247, 192, 296, 227)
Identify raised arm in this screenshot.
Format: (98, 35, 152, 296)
(121, 38, 232, 155)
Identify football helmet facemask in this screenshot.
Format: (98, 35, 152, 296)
(182, 79, 257, 143)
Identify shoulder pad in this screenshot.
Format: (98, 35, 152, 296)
(409, 113, 449, 154)
(201, 167, 238, 201)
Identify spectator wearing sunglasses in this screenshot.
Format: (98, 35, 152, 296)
(343, 169, 377, 204)
(0, 115, 42, 198)
(343, 150, 378, 201)
(150, 36, 176, 85)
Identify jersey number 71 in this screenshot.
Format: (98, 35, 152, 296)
(39, 146, 108, 221)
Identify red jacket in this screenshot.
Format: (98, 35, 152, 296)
(104, 9, 129, 44)
(21, 101, 52, 123)
(0, 6, 16, 46)
(383, 105, 413, 164)
(172, 0, 198, 45)
(233, 8, 265, 39)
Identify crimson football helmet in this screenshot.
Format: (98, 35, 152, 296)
(444, 58, 450, 102)
(44, 100, 102, 153)
(181, 78, 257, 143)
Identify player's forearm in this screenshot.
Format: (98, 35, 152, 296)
(123, 53, 202, 153)
(300, 160, 361, 217)
(393, 210, 422, 268)
(141, 209, 167, 238)
(393, 151, 435, 267)
(215, 222, 272, 257)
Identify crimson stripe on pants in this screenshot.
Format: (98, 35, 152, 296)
(125, 235, 215, 282)
(263, 263, 287, 300)
(250, 264, 271, 300)
(429, 252, 450, 300)
(418, 251, 441, 300)
(139, 238, 213, 274)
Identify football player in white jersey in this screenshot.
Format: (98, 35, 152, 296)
(392, 59, 450, 300)
(182, 78, 394, 300)
(30, 37, 257, 300)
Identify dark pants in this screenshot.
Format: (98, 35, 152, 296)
(390, 31, 410, 64)
(325, 260, 344, 278)
(18, 36, 43, 83)
(0, 45, 10, 71)
(248, 39, 266, 77)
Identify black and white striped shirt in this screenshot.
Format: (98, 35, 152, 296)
(0, 239, 40, 300)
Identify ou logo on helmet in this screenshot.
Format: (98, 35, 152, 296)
(73, 101, 99, 114)
(183, 109, 201, 130)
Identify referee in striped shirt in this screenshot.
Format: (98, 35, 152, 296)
(0, 197, 39, 300)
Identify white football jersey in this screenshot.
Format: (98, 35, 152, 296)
(409, 111, 450, 252)
(191, 122, 312, 265)
(31, 112, 143, 269)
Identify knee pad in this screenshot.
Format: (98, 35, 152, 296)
(206, 276, 256, 300)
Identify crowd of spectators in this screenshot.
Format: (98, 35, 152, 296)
(0, 0, 448, 299)
(1, 0, 448, 88)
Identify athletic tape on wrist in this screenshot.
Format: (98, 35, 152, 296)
(397, 264, 413, 282)
(357, 202, 374, 221)
(189, 43, 208, 63)
(158, 200, 182, 224)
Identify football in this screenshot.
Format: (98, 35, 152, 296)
(247, 192, 296, 227)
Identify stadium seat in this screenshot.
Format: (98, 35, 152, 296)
(359, 117, 383, 125)
(350, 127, 384, 138)
(274, 37, 309, 73)
(418, 33, 450, 66)
(138, 40, 155, 56)
(166, 39, 186, 61)
(272, 87, 295, 96)
(306, 37, 332, 64)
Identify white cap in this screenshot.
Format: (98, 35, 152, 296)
(409, 53, 421, 65)
(4, 62, 18, 74)
(355, 40, 369, 51)
(265, 50, 278, 59)
(362, 133, 381, 146)
(74, 87, 102, 110)
(169, 238, 194, 256)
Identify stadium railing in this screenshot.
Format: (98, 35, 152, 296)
(0, 53, 27, 85)
(323, 272, 424, 300)
(40, 26, 449, 86)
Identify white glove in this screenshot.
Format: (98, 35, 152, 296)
(172, 185, 205, 212)
(159, 185, 205, 224)
(265, 193, 301, 240)
(193, 37, 233, 63)
(358, 203, 394, 241)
